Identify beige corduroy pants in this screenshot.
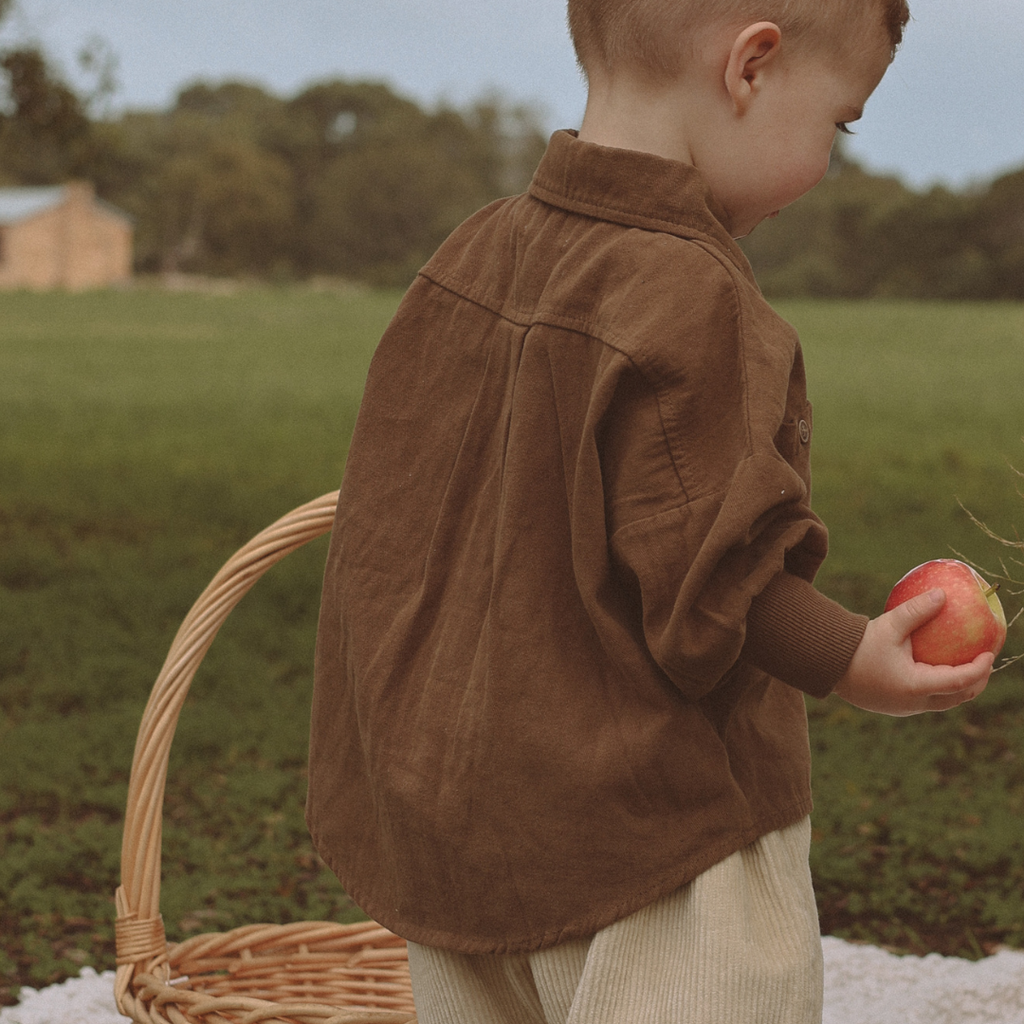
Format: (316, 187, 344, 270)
(407, 816, 823, 1024)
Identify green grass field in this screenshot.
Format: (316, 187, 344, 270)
(1, 288, 1023, 1003)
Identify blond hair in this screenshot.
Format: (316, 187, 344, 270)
(568, 0, 910, 82)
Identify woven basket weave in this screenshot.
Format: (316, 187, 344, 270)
(115, 491, 417, 1024)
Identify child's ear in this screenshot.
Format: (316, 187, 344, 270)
(724, 22, 783, 114)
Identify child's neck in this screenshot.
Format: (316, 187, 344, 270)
(577, 73, 702, 166)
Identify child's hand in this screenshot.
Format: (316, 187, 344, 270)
(834, 589, 994, 716)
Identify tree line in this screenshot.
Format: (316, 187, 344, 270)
(741, 148, 1024, 300)
(0, 41, 1022, 297)
(0, 44, 547, 286)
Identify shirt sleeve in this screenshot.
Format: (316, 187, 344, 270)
(743, 571, 868, 698)
(606, 452, 840, 701)
(594, 255, 860, 701)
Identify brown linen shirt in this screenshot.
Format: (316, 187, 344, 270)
(307, 130, 868, 955)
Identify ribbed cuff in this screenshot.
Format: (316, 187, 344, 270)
(742, 572, 868, 699)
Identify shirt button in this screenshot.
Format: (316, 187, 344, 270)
(798, 419, 810, 444)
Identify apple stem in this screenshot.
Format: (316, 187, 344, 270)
(984, 584, 1001, 597)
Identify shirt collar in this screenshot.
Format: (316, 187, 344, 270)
(529, 130, 748, 269)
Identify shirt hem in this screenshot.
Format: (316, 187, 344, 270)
(309, 798, 814, 955)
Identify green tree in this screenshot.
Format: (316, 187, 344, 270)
(282, 79, 431, 278)
(741, 144, 1017, 300)
(864, 186, 994, 300)
(90, 77, 542, 282)
(297, 88, 496, 283)
(287, 81, 546, 284)
(742, 157, 911, 297)
(976, 168, 1024, 299)
(89, 84, 297, 275)
(158, 139, 295, 276)
(80, 73, 548, 282)
(0, 48, 91, 184)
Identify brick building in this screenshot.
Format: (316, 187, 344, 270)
(0, 182, 133, 290)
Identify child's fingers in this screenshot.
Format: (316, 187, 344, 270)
(911, 652, 994, 712)
(836, 613, 993, 717)
(884, 587, 945, 640)
(926, 651, 995, 698)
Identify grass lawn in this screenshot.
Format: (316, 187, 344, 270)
(780, 300, 1024, 958)
(1, 288, 1023, 1003)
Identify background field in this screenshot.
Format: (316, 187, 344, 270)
(1, 289, 1023, 1004)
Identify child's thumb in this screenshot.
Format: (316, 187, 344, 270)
(887, 588, 946, 639)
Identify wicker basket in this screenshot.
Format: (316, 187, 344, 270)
(115, 492, 417, 1024)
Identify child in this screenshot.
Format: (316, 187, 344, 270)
(307, 0, 994, 1020)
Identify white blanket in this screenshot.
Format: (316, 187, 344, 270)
(3, 940, 1024, 1024)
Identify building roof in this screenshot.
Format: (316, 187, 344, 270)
(0, 186, 67, 225)
(0, 184, 133, 227)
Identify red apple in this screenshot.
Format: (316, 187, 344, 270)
(884, 559, 1007, 666)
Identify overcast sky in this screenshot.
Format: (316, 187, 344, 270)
(2, 0, 1022, 191)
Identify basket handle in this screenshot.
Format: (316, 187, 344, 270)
(115, 491, 339, 986)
